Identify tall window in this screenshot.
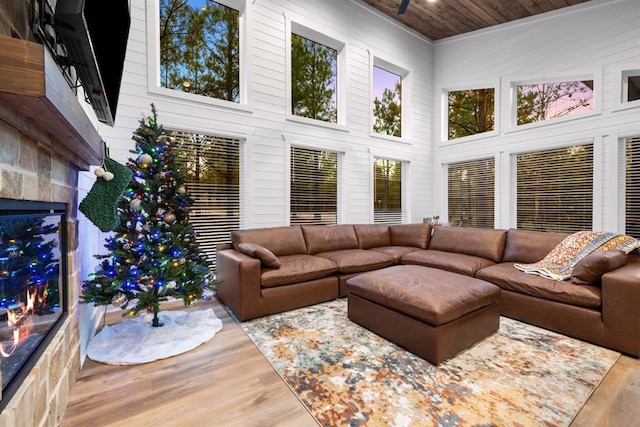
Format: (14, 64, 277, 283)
(290, 147, 338, 225)
(170, 130, 241, 269)
(626, 137, 640, 239)
(622, 70, 640, 103)
(447, 88, 495, 140)
(291, 33, 338, 123)
(373, 66, 402, 137)
(516, 144, 593, 233)
(374, 158, 403, 224)
(516, 80, 593, 126)
(159, 0, 240, 102)
(447, 158, 495, 228)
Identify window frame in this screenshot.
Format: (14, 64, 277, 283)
(283, 134, 346, 225)
(146, 0, 251, 111)
(440, 80, 499, 145)
(285, 18, 347, 130)
(613, 65, 640, 112)
(370, 54, 410, 142)
(369, 149, 409, 224)
(508, 72, 601, 132)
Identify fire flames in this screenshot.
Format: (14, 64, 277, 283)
(0, 289, 40, 358)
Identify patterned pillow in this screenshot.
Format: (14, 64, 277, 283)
(571, 250, 628, 285)
(236, 242, 281, 268)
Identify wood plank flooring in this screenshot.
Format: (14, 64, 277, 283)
(62, 297, 640, 427)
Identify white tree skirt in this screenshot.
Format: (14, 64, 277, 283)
(87, 309, 223, 365)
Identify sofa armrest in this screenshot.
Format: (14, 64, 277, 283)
(216, 248, 262, 321)
(602, 262, 640, 356)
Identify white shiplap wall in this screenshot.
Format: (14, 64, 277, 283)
(94, 0, 435, 230)
(432, 0, 640, 232)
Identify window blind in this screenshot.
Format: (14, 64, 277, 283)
(447, 158, 495, 228)
(169, 130, 241, 271)
(516, 144, 593, 233)
(374, 158, 403, 224)
(626, 137, 640, 239)
(290, 146, 338, 225)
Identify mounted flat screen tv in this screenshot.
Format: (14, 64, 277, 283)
(53, 0, 131, 126)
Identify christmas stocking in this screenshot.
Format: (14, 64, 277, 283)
(79, 157, 133, 232)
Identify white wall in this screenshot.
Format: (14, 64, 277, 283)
(95, 0, 435, 230)
(432, 0, 640, 232)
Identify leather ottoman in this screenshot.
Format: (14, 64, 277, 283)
(346, 264, 501, 365)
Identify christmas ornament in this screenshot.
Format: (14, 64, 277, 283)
(139, 153, 153, 166)
(130, 198, 142, 211)
(163, 212, 176, 224)
(79, 157, 134, 232)
(178, 186, 186, 194)
(111, 292, 129, 309)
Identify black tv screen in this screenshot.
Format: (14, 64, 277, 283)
(54, 0, 131, 126)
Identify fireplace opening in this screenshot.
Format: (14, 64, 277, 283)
(0, 199, 68, 409)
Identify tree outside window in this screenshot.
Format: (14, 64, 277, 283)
(290, 147, 338, 225)
(516, 80, 593, 126)
(159, 0, 240, 102)
(374, 158, 403, 224)
(291, 34, 337, 123)
(447, 88, 495, 140)
(373, 66, 402, 137)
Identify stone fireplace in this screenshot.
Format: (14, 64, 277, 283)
(0, 1, 104, 424)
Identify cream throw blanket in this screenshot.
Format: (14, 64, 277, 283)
(515, 231, 639, 281)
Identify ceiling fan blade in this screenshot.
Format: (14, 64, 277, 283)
(398, 0, 410, 15)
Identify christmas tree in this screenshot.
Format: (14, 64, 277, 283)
(0, 217, 60, 315)
(82, 105, 212, 326)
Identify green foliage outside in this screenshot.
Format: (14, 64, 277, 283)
(373, 81, 402, 137)
(517, 81, 593, 125)
(448, 88, 495, 140)
(159, 0, 239, 102)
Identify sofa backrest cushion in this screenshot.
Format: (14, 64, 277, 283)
(428, 226, 507, 262)
(231, 226, 307, 257)
(354, 224, 391, 249)
(302, 224, 359, 254)
(389, 223, 432, 249)
(502, 228, 569, 263)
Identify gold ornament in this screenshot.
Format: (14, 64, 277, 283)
(139, 153, 153, 166)
(163, 212, 176, 224)
(178, 186, 186, 194)
(111, 292, 129, 309)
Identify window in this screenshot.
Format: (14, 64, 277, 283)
(170, 130, 241, 269)
(625, 137, 640, 239)
(623, 70, 640, 103)
(447, 88, 495, 140)
(374, 158, 403, 224)
(515, 79, 593, 126)
(447, 158, 495, 228)
(291, 33, 338, 123)
(290, 147, 338, 225)
(159, 0, 240, 102)
(516, 144, 593, 233)
(373, 66, 402, 137)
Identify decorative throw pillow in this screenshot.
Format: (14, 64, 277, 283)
(236, 243, 281, 268)
(571, 250, 628, 285)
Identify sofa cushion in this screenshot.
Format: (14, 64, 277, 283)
(354, 224, 391, 249)
(369, 246, 420, 263)
(428, 226, 507, 262)
(477, 262, 601, 308)
(232, 226, 307, 256)
(260, 254, 337, 287)
(571, 251, 628, 285)
(401, 249, 496, 277)
(389, 223, 432, 249)
(316, 249, 394, 274)
(236, 242, 281, 268)
(502, 228, 569, 263)
(302, 224, 359, 254)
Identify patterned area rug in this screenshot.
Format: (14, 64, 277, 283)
(239, 299, 619, 427)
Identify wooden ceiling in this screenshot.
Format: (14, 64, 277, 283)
(360, 0, 593, 41)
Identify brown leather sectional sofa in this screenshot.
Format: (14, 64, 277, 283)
(216, 223, 640, 357)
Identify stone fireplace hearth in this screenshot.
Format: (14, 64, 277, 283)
(0, 2, 105, 424)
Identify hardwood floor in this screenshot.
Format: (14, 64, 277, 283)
(62, 297, 640, 427)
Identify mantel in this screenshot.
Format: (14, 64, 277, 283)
(0, 34, 103, 170)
